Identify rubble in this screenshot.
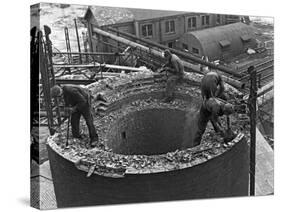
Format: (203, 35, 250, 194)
(48, 72, 248, 177)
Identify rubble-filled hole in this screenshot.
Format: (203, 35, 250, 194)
(106, 108, 199, 155)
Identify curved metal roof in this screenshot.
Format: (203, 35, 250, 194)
(186, 22, 256, 60)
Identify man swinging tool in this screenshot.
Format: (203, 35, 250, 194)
(193, 71, 246, 146)
(193, 97, 246, 146)
(51, 85, 107, 147)
(160, 49, 184, 102)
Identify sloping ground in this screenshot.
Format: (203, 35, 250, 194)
(255, 128, 274, 195)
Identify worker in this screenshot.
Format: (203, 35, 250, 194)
(51, 85, 101, 147)
(161, 49, 184, 102)
(201, 71, 228, 101)
(193, 97, 246, 146)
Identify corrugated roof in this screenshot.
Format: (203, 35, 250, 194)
(85, 6, 187, 26)
(185, 22, 256, 60)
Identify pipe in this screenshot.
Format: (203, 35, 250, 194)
(257, 89, 273, 106)
(257, 81, 273, 97)
(107, 27, 242, 78)
(92, 27, 244, 89)
(244, 81, 274, 100)
(53, 52, 126, 56)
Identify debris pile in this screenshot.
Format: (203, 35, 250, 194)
(48, 72, 248, 177)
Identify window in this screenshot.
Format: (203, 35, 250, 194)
(216, 15, 221, 24)
(202, 15, 210, 26)
(121, 131, 126, 139)
(192, 47, 199, 54)
(187, 17, 197, 28)
(165, 20, 175, 33)
(168, 42, 174, 48)
(206, 16, 210, 25)
(141, 24, 153, 37)
(182, 43, 188, 50)
(219, 40, 231, 48)
(240, 35, 251, 42)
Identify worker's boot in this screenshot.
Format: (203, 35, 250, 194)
(90, 136, 99, 147)
(223, 129, 236, 143)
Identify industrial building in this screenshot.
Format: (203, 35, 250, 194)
(83, 6, 243, 51)
(180, 22, 257, 61)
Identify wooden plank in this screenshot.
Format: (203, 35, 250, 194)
(53, 63, 148, 72)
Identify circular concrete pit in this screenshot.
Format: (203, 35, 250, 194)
(47, 72, 249, 207)
(107, 108, 194, 155)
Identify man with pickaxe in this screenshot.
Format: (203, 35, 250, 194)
(193, 71, 246, 146)
(159, 49, 184, 102)
(51, 85, 107, 147)
(193, 97, 246, 146)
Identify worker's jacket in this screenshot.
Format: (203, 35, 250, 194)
(62, 86, 91, 111)
(203, 97, 234, 132)
(165, 54, 184, 76)
(201, 72, 224, 100)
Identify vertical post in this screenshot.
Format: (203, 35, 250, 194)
(258, 74, 261, 88)
(44, 25, 61, 127)
(117, 29, 121, 65)
(30, 27, 39, 132)
(82, 32, 89, 63)
(39, 31, 55, 135)
(248, 65, 257, 196)
(74, 19, 82, 64)
(64, 27, 72, 63)
(87, 22, 94, 53)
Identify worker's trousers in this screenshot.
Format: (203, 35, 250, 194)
(166, 74, 183, 99)
(193, 106, 211, 146)
(71, 104, 98, 141)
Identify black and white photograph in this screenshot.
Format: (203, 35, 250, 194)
(30, 1, 274, 210)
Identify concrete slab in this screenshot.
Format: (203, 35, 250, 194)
(31, 160, 57, 209)
(31, 176, 57, 209)
(255, 128, 274, 195)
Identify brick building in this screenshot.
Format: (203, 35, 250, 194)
(83, 6, 243, 52)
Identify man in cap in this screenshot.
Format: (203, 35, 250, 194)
(51, 85, 103, 147)
(161, 49, 184, 102)
(201, 71, 228, 101)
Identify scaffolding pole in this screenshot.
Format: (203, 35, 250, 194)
(248, 65, 257, 196)
(74, 19, 82, 64)
(64, 27, 72, 63)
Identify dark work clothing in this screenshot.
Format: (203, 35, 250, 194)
(201, 72, 225, 100)
(62, 86, 90, 109)
(165, 54, 184, 76)
(62, 86, 98, 141)
(193, 98, 233, 146)
(166, 75, 183, 99)
(165, 54, 184, 99)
